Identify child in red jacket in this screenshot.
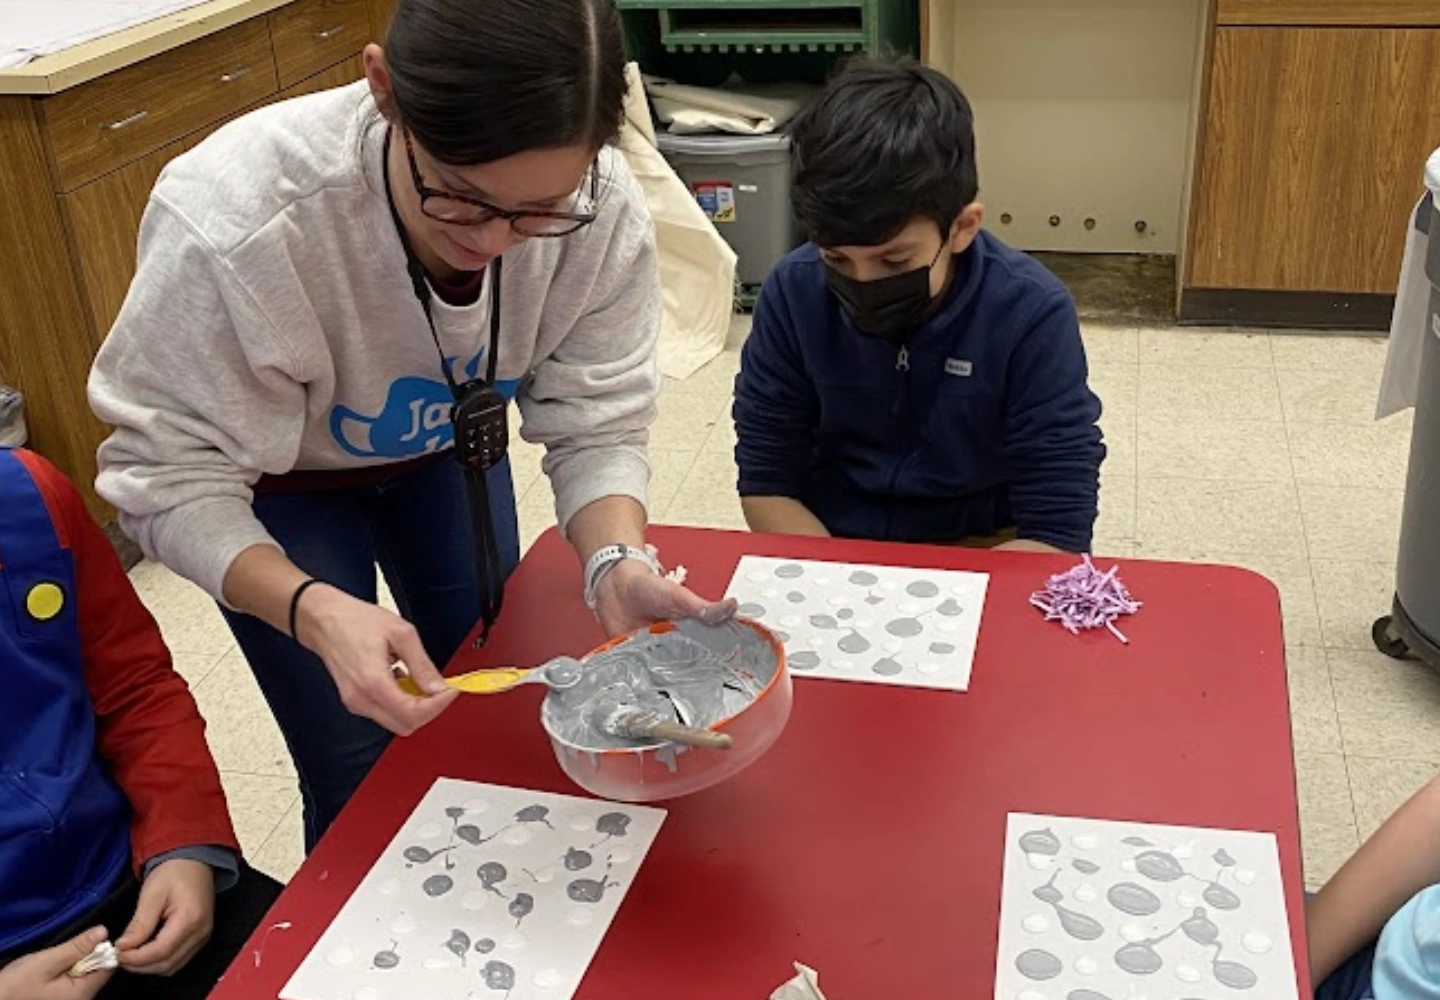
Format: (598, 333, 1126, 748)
(0, 447, 282, 999)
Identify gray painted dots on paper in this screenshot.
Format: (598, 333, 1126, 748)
(775, 564, 805, 579)
(937, 598, 963, 617)
(848, 570, 878, 587)
(1107, 882, 1162, 916)
(421, 874, 454, 898)
(809, 615, 837, 629)
(737, 603, 766, 618)
(905, 580, 940, 598)
(786, 591, 806, 604)
(929, 642, 956, 655)
(871, 657, 903, 676)
(1114, 941, 1163, 975)
(836, 608, 854, 620)
(481, 960, 516, 992)
(886, 618, 923, 638)
(1015, 949, 1063, 980)
(789, 651, 821, 671)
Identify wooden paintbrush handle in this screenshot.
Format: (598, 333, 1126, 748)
(644, 721, 734, 750)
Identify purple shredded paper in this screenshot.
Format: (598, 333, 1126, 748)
(1029, 554, 1141, 644)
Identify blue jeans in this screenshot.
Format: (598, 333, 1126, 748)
(1316, 940, 1377, 1000)
(220, 457, 521, 851)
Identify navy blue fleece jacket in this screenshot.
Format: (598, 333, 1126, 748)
(734, 231, 1105, 551)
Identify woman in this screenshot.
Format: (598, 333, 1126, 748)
(89, 0, 730, 850)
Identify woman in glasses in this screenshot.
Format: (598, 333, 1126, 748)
(89, 0, 729, 849)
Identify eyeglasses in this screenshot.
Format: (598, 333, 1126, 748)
(403, 128, 600, 237)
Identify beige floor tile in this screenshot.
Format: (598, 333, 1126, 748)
(1286, 646, 1343, 755)
(506, 438, 546, 499)
(132, 561, 236, 657)
(192, 649, 295, 777)
(1093, 473, 1137, 549)
(726, 311, 753, 350)
(1298, 484, 1404, 565)
(1294, 751, 1359, 890)
(701, 411, 738, 456)
(647, 449, 699, 521)
(1139, 328, 1273, 369)
(1094, 541, 1138, 559)
(650, 387, 730, 452)
(1276, 364, 1388, 425)
(219, 773, 299, 857)
(1138, 365, 1283, 422)
(172, 649, 228, 688)
(1346, 755, 1440, 843)
(516, 484, 557, 554)
(251, 798, 304, 883)
(665, 451, 747, 531)
(1081, 322, 1140, 366)
(1138, 418, 1292, 482)
(1328, 646, 1440, 761)
(668, 348, 741, 400)
(1135, 478, 1307, 560)
(1311, 559, 1395, 651)
(1089, 362, 1138, 426)
(1102, 421, 1137, 481)
(1136, 545, 1322, 648)
(1287, 420, 1412, 489)
(1270, 332, 1388, 371)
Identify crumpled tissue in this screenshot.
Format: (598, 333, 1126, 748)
(770, 963, 828, 999)
(68, 941, 119, 978)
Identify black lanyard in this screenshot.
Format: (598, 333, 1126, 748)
(383, 131, 507, 646)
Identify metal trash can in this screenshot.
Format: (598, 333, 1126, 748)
(1376, 189, 1440, 663)
(0, 386, 24, 447)
(656, 131, 801, 289)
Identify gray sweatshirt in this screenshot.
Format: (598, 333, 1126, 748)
(89, 82, 660, 602)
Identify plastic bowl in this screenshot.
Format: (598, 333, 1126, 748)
(540, 618, 791, 803)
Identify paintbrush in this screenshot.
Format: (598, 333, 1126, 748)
(587, 692, 733, 750)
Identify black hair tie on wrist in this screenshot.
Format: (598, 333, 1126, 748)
(289, 578, 323, 644)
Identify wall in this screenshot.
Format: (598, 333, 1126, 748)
(926, 0, 1208, 255)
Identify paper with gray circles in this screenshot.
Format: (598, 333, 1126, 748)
(723, 556, 988, 692)
(281, 778, 665, 1000)
(995, 812, 1299, 1000)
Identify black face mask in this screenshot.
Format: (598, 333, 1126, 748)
(824, 245, 945, 342)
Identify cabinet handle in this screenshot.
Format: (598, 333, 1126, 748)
(219, 66, 252, 83)
(102, 110, 148, 131)
(314, 23, 345, 39)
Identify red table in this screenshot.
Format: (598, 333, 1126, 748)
(213, 526, 1308, 999)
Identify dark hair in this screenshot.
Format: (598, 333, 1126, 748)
(790, 58, 978, 248)
(385, 0, 627, 165)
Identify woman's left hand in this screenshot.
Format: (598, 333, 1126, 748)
(592, 559, 737, 638)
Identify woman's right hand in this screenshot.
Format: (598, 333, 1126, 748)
(294, 583, 459, 735)
(0, 927, 115, 1000)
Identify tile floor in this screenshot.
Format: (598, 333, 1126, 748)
(130, 317, 1440, 892)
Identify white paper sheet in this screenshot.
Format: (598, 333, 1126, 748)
(281, 778, 665, 1000)
(723, 556, 988, 691)
(0, 0, 214, 70)
(996, 813, 1299, 1000)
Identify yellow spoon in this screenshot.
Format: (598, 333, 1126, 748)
(396, 657, 583, 697)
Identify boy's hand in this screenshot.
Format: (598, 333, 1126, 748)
(116, 859, 215, 976)
(593, 559, 737, 638)
(0, 927, 115, 999)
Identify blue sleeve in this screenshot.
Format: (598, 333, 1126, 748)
(1002, 293, 1104, 552)
(143, 845, 240, 892)
(733, 274, 819, 497)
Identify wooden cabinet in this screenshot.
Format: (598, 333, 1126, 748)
(1188, 27, 1440, 295)
(1183, 17, 1440, 324)
(0, 0, 376, 516)
(1218, 1, 1440, 26)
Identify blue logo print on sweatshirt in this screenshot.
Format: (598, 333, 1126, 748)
(329, 348, 521, 459)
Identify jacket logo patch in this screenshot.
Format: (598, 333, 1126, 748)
(26, 581, 65, 622)
(945, 358, 974, 377)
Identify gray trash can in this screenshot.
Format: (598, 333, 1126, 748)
(0, 386, 24, 447)
(656, 132, 802, 289)
(1376, 190, 1440, 663)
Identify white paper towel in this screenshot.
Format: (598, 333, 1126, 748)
(769, 963, 827, 1000)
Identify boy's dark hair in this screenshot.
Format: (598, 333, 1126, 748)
(790, 58, 978, 248)
(386, 0, 627, 166)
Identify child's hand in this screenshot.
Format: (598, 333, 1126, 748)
(592, 558, 737, 637)
(116, 859, 215, 975)
(0, 927, 115, 999)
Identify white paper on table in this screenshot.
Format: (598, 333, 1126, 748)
(281, 778, 665, 1000)
(995, 813, 1299, 1000)
(724, 556, 988, 692)
(0, 0, 214, 70)
(769, 963, 828, 999)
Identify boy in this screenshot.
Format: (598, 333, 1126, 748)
(0, 447, 282, 999)
(1310, 767, 1440, 999)
(734, 60, 1104, 553)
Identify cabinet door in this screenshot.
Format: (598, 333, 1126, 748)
(279, 55, 365, 100)
(1188, 27, 1440, 293)
(60, 141, 184, 343)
